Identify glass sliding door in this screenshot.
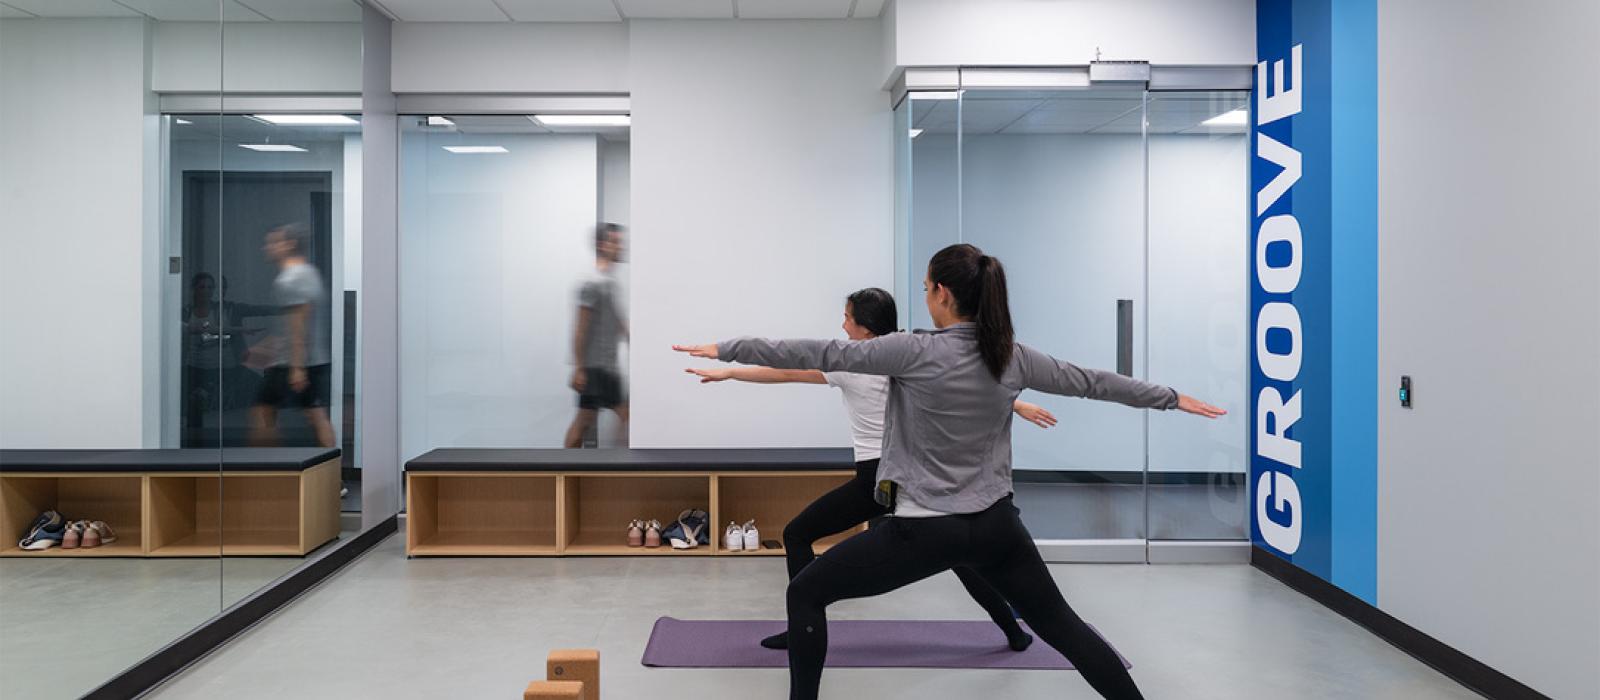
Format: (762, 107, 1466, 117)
(957, 86, 1152, 542)
(893, 75, 1251, 556)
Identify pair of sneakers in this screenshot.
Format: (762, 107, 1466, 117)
(724, 520, 761, 552)
(62, 520, 117, 550)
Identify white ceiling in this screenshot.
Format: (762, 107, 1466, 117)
(0, 0, 362, 21)
(0, 0, 884, 21)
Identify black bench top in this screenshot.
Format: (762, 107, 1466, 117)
(0, 448, 341, 473)
(406, 448, 857, 473)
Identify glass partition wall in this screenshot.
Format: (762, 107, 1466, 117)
(896, 79, 1249, 554)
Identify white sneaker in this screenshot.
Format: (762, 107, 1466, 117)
(742, 519, 760, 551)
(724, 522, 744, 552)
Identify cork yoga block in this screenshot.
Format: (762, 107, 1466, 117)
(547, 649, 600, 700)
(524, 680, 585, 700)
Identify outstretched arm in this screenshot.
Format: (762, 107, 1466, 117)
(674, 333, 920, 377)
(1015, 343, 1225, 418)
(1013, 400, 1057, 429)
(686, 367, 826, 384)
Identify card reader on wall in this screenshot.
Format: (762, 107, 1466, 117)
(1399, 376, 1412, 408)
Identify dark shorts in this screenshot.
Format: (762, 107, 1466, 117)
(255, 364, 331, 410)
(578, 367, 625, 410)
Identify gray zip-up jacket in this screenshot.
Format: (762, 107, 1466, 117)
(718, 322, 1179, 514)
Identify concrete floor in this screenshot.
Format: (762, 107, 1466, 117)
(0, 520, 360, 700)
(145, 531, 1480, 700)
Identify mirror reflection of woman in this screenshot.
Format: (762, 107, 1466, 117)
(180, 272, 276, 445)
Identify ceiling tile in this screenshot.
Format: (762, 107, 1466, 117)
(616, 0, 730, 19)
(850, 0, 883, 17)
(3, 0, 141, 17)
(498, 0, 620, 21)
(379, 0, 508, 21)
(737, 0, 849, 19)
(235, 0, 362, 22)
(114, 0, 264, 21)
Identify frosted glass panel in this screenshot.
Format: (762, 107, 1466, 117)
(400, 126, 627, 461)
(1147, 92, 1250, 539)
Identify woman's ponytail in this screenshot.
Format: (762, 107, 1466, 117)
(928, 244, 1015, 380)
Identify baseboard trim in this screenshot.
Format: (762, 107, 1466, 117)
(82, 514, 399, 700)
(1251, 546, 1550, 700)
(1147, 539, 1251, 564)
(1035, 538, 1147, 563)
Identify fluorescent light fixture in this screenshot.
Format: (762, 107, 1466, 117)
(175, 118, 192, 125)
(909, 91, 961, 101)
(531, 114, 631, 128)
(252, 114, 359, 126)
(427, 116, 454, 127)
(239, 144, 307, 152)
(443, 146, 509, 154)
(909, 128, 924, 138)
(1201, 109, 1249, 127)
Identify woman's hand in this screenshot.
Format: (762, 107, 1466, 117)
(685, 368, 733, 383)
(1014, 401, 1058, 429)
(672, 344, 719, 360)
(1177, 394, 1227, 419)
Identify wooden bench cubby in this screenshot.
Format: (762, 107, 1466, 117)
(0, 448, 341, 558)
(406, 448, 861, 557)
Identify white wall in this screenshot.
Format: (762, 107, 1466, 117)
(890, 0, 1254, 71)
(629, 20, 892, 449)
(1376, 1, 1600, 697)
(915, 132, 1248, 473)
(151, 21, 361, 94)
(399, 133, 602, 460)
(360, 2, 400, 525)
(0, 19, 153, 448)
(391, 22, 629, 94)
(600, 141, 631, 225)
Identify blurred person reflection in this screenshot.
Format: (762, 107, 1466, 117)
(564, 223, 629, 448)
(181, 272, 277, 445)
(251, 223, 335, 448)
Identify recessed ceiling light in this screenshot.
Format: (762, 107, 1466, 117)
(1201, 109, 1249, 127)
(443, 146, 508, 154)
(175, 118, 193, 125)
(427, 116, 454, 127)
(531, 115, 631, 127)
(239, 144, 308, 152)
(909, 128, 924, 138)
(252, 114, 359, 126)
(910, 91, 961, 101)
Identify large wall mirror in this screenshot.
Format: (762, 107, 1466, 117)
(0, 2, 364, 697)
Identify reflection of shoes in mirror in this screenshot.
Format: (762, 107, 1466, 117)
(340, 488, 349, 498)
(83, 521, 116, 548)
(644, 520, 663, 548)
(627, 520, 645, 547)
(61, 521, 87, 550)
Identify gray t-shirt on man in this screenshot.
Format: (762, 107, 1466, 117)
(577, 269, 625, 370)
(271, 262, 330, 367)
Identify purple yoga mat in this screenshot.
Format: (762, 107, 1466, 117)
(639, 617, 1130, 670)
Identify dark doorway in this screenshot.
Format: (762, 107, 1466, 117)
(179, 170, 334, 448)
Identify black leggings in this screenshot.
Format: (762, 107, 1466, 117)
(782, 460, 1024, 643)
(786, 496, 1143, 700)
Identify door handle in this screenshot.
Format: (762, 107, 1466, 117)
(1116, 299, 1133, 377)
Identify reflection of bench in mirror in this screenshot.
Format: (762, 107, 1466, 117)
(405, 449, 861, 557)
(0, 448, 341, 558)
